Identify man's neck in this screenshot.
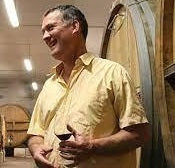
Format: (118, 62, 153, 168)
(62, 63, 74, 82)
(61, 48, 87, 83)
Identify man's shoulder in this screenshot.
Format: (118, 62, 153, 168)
(42, 74, 57, 89)
(93, 56, 124, 71)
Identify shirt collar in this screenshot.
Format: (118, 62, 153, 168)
(47, 62, 63, 77)
(78, 52, 95, 66)
(48, 52, 95, 76)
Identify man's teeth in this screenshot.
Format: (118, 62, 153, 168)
(50, 40, 57, 47)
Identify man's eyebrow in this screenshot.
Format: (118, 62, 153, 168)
(41, 23, 57, 33)
(41, 24, 48, 33)
(41, 27, 45, 33)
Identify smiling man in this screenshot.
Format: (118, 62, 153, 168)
(27, 5, 150, 168)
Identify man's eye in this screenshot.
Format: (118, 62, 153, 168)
(48, 26, 54, 31)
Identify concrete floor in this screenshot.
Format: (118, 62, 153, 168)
(0, 157, 35, 168)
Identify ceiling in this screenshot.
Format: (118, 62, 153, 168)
(0, 0, 114, 112)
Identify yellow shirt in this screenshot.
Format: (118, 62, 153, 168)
(27, 52, 148, 168)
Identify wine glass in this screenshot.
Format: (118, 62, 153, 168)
(55, 133, 72, 141)
(54, 120, 74, 167)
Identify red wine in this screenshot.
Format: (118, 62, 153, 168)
(55, 133, 72, 140)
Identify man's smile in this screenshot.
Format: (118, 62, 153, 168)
(48, 39, 57, 48)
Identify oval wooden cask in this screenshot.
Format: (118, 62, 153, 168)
(0, 115, 5, 162)
(101, 0, 154, 119)
(100, 0, 165, 167)
(0, 115, 6, 148)
(156, 0, 175, 167)
(0, 104, 30, 147)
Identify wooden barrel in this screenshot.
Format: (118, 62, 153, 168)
(0, 115, 5, 162)
(101, 0, 154, 118)
(156, 0, 175, 167)
(100, 0, 165, 167)
(0, 104, 30, 147)
(0, 115, 6, 148)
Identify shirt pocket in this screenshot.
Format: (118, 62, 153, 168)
(70, 87, 109, 136)
(84, 87, 109, 125)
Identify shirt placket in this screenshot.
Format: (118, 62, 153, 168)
(62, 63, 85, 128)
(54, 63, 85, 134)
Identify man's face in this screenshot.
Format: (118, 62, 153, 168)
(41, 11, 73, 60)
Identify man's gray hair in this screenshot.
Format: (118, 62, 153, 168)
(44, 5, 88, 40)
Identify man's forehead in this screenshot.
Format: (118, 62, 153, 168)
(42, 11, 63, 27)
(43, 11, 62, 22)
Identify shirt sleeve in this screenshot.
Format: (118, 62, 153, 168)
(27, 91, 45, 136)
(112, 65, 148, 129)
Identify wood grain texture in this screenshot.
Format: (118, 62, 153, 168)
(0, 104, 30, 147)
(100, 0, 157, 167)
(155, 0, 175, 167)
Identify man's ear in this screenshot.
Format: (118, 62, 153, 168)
(72, 20, 80, 34)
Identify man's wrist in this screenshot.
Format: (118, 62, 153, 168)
(88, 138, 110, 155)
(28, 136, 44, 156)
(88, 139, 98, 154)
(28, 143, 41, 156)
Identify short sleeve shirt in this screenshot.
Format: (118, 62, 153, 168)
(27, 52, 148, 168)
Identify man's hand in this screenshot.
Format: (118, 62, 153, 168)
(59, 125, 93, 166)
(28, 135, 58, 168)
(33, 144, 57, 168)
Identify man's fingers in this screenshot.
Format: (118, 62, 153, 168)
(59, 152, 77, 160)
(59, 141, 78, 148)
(67, 124, 78, 136)
(65, 160, 79, 168)
(36, 154, 54, 167)
(59, 146, 82, 155)
(43, 147, 53, 155)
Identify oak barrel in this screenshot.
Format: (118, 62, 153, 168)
(0, 115, 5, 149)
(0, 104, 30, 147)
(0, 115, 5, 162)
(100, 0, 165, 167)
(155, 0, 175, 167)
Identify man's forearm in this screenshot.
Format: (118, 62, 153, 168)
(91, 123, 150, 155)
(28, 135, 44, 156)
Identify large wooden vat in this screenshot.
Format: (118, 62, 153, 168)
(0, 115, 5, 162)
(156, 0, 175, 167)
(0, 115, 5, 149)
(0, 104, 30, 147)
(101, 0, 165, 167)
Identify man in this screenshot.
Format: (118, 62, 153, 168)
(27, 5, 150, 168)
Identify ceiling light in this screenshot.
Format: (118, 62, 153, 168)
(24, 59, 32, 71)
(32, 82, 38, 91)
(3, 0, 19, 27)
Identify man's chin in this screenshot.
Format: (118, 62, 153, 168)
(51, 54, 61, 60)
(51, 51, 63, 60)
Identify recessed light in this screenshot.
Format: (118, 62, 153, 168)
(3, 0, 19, 27)
(31, 82, 38, 91)
(24, 59, 32, 71)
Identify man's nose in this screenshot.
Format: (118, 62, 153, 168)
(42, 30, 51, 41)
